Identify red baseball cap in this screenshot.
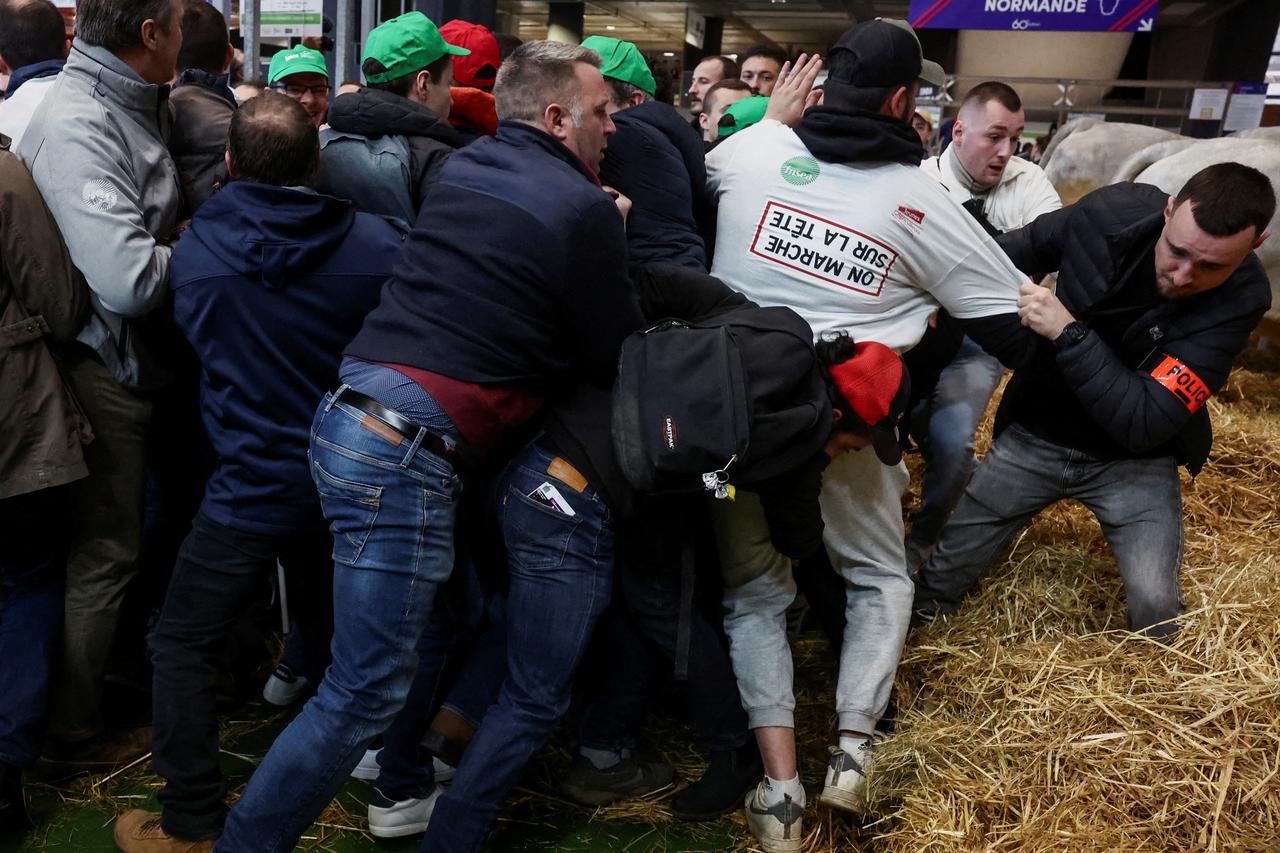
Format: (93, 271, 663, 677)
(827, 340, 911, 465)
(439, 20, 500, 89)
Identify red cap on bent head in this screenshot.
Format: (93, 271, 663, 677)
(827, 340, 911, 465)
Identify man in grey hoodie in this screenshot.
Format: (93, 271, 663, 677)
(18, 0, 184, 767)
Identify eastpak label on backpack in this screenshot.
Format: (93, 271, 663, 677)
(612, 307, 827, 497)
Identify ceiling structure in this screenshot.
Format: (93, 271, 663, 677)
(494, 0, 1247, 57)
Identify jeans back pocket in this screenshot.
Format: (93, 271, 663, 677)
(313, 459, 383, 566)
(504, 486, 584, 570)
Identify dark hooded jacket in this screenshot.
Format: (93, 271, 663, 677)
(995, 181, 1271, 475)
(599, 99, 709, 271)
(318, 87, 463, 228)
(170, 181, 403, 534)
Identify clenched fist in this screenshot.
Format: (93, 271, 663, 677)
(1017, 282, 1076, 341)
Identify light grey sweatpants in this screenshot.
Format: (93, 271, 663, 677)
(711, 449, 913, 735)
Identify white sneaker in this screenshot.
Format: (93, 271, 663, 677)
(744, 780, 805, 853)
(261, 664, 309, 706)
(367, 784, 443, 839)
(817, 742, 872, 814)
(351, 748, 455, 783)
(351, 748, 381, 781)
(432, 755, 456, 783)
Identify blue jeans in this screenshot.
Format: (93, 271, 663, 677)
(913, 423, 1186, 638)
(374, 575, 505, 800)
(907, 336, 1004, 562)
(422, 440, 614, 853)
(215, 389, 461, 852)
(0, 487, 68, 768)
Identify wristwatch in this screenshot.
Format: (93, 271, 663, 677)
(1053, 321, 1089, 350)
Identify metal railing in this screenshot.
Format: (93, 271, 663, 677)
(919, 74, 1241, 132)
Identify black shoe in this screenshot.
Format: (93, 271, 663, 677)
(670, 741, 764, 821)
(0, 763, 30, 833)
(560, 754, 676, 807)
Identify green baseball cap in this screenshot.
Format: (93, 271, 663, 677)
(363, 11, 470, 85)
(581, 35, 655, 97)
(267, 45, 329, 85)
(719, 95, 769, 138)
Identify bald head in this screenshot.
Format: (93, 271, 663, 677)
(0, 0, 67, 73)
(227, 90, 319, 187)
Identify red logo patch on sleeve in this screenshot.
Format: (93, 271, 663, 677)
(1150, 355, 1210, 413)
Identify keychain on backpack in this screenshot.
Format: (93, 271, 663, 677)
(702, 456, 738, 501)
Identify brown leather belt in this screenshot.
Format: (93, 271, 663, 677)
(547, 455, 588, 493)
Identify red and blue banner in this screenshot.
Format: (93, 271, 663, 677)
(908, 0, 1159, 32)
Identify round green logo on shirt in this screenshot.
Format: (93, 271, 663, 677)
(780, 156, 820, 186)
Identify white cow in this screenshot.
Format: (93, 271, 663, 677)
(1041, 118, 1180, 204)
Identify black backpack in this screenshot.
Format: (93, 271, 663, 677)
(611, 306, 832, 497)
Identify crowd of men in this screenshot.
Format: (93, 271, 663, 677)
(0, 1, 1274, 852)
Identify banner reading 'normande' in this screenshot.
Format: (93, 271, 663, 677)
(908, 0, 1160, 32)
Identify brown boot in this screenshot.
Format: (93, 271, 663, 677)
(113, 809, 214, 853)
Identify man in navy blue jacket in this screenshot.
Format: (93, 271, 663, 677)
(217, 40, 642, 853)
(582, 35, 709, 272)
(914, 163, 1274, 639)
(113, 91, 404, 853)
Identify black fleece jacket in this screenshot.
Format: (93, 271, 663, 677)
(995, 182, 1271, 475)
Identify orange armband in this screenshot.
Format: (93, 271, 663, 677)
(1149, 355, 1210, 413)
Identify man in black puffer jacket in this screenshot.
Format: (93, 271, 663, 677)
(318, 11, 466, 229)
(914, 163, 1274, 639)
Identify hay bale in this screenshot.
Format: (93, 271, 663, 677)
(862, 366, 1280, 853)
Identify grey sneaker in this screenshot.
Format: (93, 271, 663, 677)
(744, 781, 805, 853)
(817, 743, 872, 814)
(560, 755, 675, 807)
(367, 784, 442, 838)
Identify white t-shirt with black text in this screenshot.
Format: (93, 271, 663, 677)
(706, 119, 1030, 352)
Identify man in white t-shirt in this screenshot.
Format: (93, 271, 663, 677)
(704, 19, 1038, 852)
(906, 82, 1062, 570)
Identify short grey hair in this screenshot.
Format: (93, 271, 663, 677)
(494, 39, 602, 124)
(77, 0, 177, 54)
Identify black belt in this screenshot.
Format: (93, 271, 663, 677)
(335, 386, 468, 467)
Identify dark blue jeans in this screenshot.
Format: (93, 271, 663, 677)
(151, 512, 333, 841)
(216, 390, 461, 852)
(0, 487, 68, 768)
(914, 423, 1186, 638)
(422, 440, 614, 853)
(373, 573, 505, 800)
